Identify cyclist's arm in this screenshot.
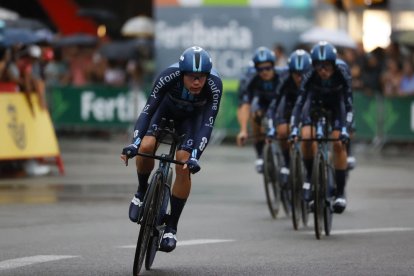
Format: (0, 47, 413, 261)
(132, 67, 179, 143)
(337, 61, 354, 128)
(192, 72, 223, 159)
(290, 72, 311, 128)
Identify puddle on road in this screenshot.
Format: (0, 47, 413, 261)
(0, 184, 132, 205)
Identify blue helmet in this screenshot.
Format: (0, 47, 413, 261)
(179, 46, 212, 74)
(252, 47, 276, 67)
(288, 49, 312, 73)
(310, 41, 337, 64)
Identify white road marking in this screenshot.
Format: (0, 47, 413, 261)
(0, 255, 79, 270)
(331, 227, 414, 235)
(119, 239, 234, 249)
(305, 227, 414, 235)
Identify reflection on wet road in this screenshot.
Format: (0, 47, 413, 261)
(0, 184, 132, 204)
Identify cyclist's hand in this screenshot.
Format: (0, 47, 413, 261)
(288, 127, 299, 143)
(236, 131, 248, 147)
(185, 157, 201, 174)
(339, 129, 350, 144)
(121, 141, 140, 166)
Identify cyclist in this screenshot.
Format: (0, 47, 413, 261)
(289, 41, 353, 214)
(236, 46, 286, 173)
(266, 49, 312, 184)
(120, 46, 223, 252)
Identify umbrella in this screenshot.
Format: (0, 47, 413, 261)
(77, 8, 117, 22)
(53, 33, 98, 47)
(99, 40, 138, 60)
(4, 18, 49, 31)
(0, 7, 19, 20)
(299, 27, 357, 49)
(0, 28, 39, 46)
(121, 16, 154, 37)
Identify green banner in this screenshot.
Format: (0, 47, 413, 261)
(49, 85, 136, 129)
(353, 93, 377, 140)
(383, 97, 414, 140)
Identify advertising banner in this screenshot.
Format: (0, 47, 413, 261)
(49, 86, 141, 129)
(155, 7, 314, 79)
(0, 93, 60, 160)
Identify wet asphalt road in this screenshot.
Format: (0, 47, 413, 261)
(0, 138, 414, 275)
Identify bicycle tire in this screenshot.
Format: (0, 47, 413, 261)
(263, 143, 280, 219)
(312, 151, 325, 240)
(323, 165, 334, 236)
(133, 171, 162, 275)
(289, 147, 301, 230)
(299, 158, 309, 227)
(145, 168, 173, 270)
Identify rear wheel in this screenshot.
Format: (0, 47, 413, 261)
(312, 152, 325, 240)
(133, 172, 162, 275)
(263, 143, 281, 219)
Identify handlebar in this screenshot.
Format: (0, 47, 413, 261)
(135, 151, 185, 166)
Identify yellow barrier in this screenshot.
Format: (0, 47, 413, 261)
(0, 93, 64, 174)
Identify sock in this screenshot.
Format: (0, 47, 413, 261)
(282, 149, 290, 168)
(137, 172, 150, 195)
(346, 141, 352, 156)
(168, 195, 187, 231)
(303, 158, 313, 183)
(335, 170, 347, 197)
(255, 141, 265, 158)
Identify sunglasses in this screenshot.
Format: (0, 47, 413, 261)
(256, 66, 273, 72)
(314, 62, 334, 71)
(184, 73, 208, 81)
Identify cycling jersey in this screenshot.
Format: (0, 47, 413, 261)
(132, 63, 223, 159)
(291, 59, 353, 130)
(267, 71, 302, 125)
(238, 66, 288, 113)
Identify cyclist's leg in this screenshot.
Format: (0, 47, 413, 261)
(331, 129, 348, 213)
(277, 122, 290, 184)
(277, 123, 290, 167)
(128, 136, 157, 223)
(301, 125, 316, 201)
(251, 98, 266, 173)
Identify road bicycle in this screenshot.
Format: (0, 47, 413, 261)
(263, 139, 291, 219)
(306, 110, 338, 240)
(129, 119, 185, 275)
(289, 139, 309, 230)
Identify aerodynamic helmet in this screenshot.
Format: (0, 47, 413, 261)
(252, 46, 276, 67)
(179, 46, 212, 74)
(287, 49, 312, 73)
(310, 41, 337, 64)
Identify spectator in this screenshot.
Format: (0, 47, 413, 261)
(104, 59, 126, 86)
(398, 59, 414, 96)
(273, 43, 288, 66)
(0, 46, 20, 91)
(361, 53, 382, 96)
(43, 47, 70, 87)
(381, 58, 402, 97)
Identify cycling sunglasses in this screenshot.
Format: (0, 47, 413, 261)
(256, 66, 273, 72)
(314, 62, 334, 71)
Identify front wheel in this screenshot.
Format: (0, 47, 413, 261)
(312, 152, 325, 240)
(133, 172, 162, 275)
(263, 143, 281, 219)
(290, 147, 302, 230)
